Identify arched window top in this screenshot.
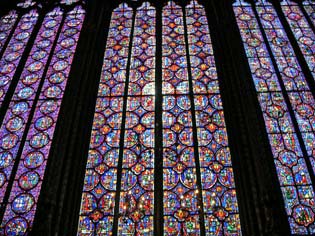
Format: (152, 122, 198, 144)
(24, 8, 39, 16)
(1, 10, 18, 20)
(186, 0, 202, 8)
(13, 0, 87, 12)
(0, 1, 40, 17)
(56, 0, 86, 11)
(233, 0, 250, 6)
(47, 6, 64, 16)
(138, 1, 154, 10)
(164, 1, 181, 10)
(17, 0, 37, 9)
(68, 4, 86, 14)
(255, 0, 273, 6)
(114, 3, 133, 12)
(60, 0, 84, 5)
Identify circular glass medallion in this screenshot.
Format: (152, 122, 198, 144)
(6, 116, 24, 132)
(10, 42, 24, 51)
(17, 87, 34, 99)
(84, 169, 99, 191)
(279, 150, 298, 168)
(293, 205, 314, 226)
(32, 50, 47, 60)
(201, 168, 217, 189)
(239, 13, 251, 21)
(27, 61, 43, 72)
(61, 38, 75, 48)
(261, 13, 275, 21)
(30, 132, 49, 149)
(288, 12, 302, 21)
(12, 193, 35, 214)
(296, 104, 314, 118)
(0, 152, 13, 168)
(101, 169, 117, 190)
(49, 72, 66, 84)
(53, 60, 68, 71)
(93, 113, 106, 129)
(45, 19, 57, 28)
(247, 36, 261, 47)
(0, 75, 10, 86)
(1, 134, 18, 150)
(24, 151, 44, 169)
(5, 52, 19, 62)
(5, 217, 28, 235)
(44, 85, 62, 98)
(41, 29, 54, 38)
(283, 66, 299, 78)
(64, 28, 78, 36)
(40, 100, 58, 114)
(12, 102, 28, 115)
(0, 63, 15, 74)
(67, 19, 80, 27)
(56, 49, 71, 59)
(266, 104, 285, 119)
(18, 171, 40, 190)
(15, 32, 29, 40)
(35, 116, 53, 131)
(22, 74, 39, 85)
(255, 68, 272, 80)
(21, 22, 32, 30)
(90, 132, 104, 148)
(37, 40, 51, 49)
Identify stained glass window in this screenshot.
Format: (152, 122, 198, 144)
(77, 3, 133, 235)
(118, 2, 155, 235)
(281, 0, 315, 87)
(0, 1, 85, 235)
(162, 2, 201, 234)
(233, 0, 315, 234)
(186, 1, 241, 234)
(256, 0, 315, 175)
(0, 10, 18, 53)
(17, 0, 36, 9)
(0, 6, 63, 207)
(0, 8, 38, 106)
(78, 0, 242, 235)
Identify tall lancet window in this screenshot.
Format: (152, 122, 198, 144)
(0, 0, 86, 235)
(162, 2, 201, 234)
(185, 2, 241, 235)
(0, 2, 39, 106)
(118, 2, 155, 235)
(162, 1, 241, 235)
(280, 0, 315, 82)
(0, 11, 18, 53)
(78, 1, 242, 235)
(77, 3, 133, 235)
(233, 0, 315, 234)
(0, 3, 59, 207)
